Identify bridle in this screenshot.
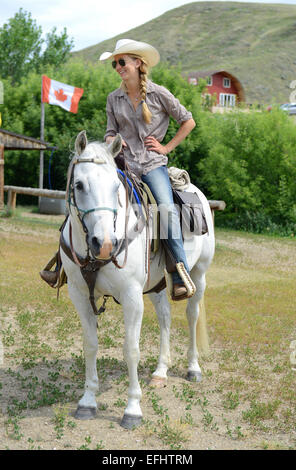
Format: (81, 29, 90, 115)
(60, 154, 146, 315)
(66, 155, 130, 267)
(68, 157, 118, 237)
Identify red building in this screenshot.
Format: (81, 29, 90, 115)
(187, 70, 245, 107)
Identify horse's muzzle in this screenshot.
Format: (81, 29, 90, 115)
(91, 235, 118, 259)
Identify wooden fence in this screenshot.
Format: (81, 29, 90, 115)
(4, 186, 65, 213)
(3, 185, 226, 219)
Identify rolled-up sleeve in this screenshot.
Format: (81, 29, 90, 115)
(157, 85, 192, 124)
(104, 95, 119, 140)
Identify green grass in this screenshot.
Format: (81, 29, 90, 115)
(0, 211, 296, 450)
(205, 230, 296, 351)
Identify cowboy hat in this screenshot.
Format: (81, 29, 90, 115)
(99, 39, 160, 68)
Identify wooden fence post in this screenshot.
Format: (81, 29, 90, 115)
(7, 189, 17, 213)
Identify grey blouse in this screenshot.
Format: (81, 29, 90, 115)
(104, 80, 192, 175)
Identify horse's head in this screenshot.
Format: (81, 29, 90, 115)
(67, 131, 123, 260)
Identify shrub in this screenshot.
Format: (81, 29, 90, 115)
(198, 107, 296, 230)
(2, 61, 205, 193)
(2, 59, 296, 234)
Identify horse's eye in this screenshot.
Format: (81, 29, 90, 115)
(75, 181, 84, 191)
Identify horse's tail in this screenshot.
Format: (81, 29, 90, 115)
(196, 296, 210, 355)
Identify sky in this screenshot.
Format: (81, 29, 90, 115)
(1, 0, 296, 51)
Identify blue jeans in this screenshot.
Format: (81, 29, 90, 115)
(141, 165, 190, 284)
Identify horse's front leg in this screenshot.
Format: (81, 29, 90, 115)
(119, 285, 144, 429)
(68, 282, 99, 419)
(147, 290, 171, 388)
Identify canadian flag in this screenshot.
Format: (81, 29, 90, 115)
(42, 75, 84, 113)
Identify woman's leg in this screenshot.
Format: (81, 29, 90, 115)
(142, 165, 189, 284)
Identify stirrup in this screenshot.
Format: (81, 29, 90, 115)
(42, 253, 58, 272)
(164, 262, 196, 301)
(40, 253, 67, 289)
(176, 262, 196, 298)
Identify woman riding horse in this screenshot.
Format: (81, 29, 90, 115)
(41, 39, 196, 300)
(100, 39, 196, 300)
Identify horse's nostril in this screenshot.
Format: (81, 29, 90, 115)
(112, 237, 118, 249)
(92, 236, 102, 252)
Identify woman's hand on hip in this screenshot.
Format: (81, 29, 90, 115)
(145, 119, 196, 155)
(144, 136, 168, 155)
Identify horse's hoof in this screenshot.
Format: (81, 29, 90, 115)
(120, 414, 142, 430)
(186, 371, 202, 382)
(74, 406, 97, 420)
(149, 376, 167, 388)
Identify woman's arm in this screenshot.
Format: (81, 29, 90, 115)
(144, 118, 196, 155)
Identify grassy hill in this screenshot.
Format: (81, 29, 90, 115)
(72, 1, 296, 104)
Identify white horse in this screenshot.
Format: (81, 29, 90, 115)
(60, 131, 215, 429)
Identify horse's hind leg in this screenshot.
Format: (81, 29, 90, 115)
(186, 265, 207, 382)
(147, 290, 171, 388)
(68, 283, 99, 420)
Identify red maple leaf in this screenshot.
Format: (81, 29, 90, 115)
(54, 88, 67, 102)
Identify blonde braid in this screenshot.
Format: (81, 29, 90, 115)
(138, 59, 152, 124)
(120, 55, 152, 124)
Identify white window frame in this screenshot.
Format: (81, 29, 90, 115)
(223, 77, 231, 88)
(219, 93, 236, 107)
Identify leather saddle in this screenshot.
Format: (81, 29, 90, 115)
(115, 160, 208, 296)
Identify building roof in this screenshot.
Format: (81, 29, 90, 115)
(0, 128, 52, 150)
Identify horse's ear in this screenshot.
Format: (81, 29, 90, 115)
(108, 133, 122, 158)
(75, 130, 88, 155)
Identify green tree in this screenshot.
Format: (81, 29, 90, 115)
(40, 26, 74, 69)
(3, 54, 296, 234)
(0, 9, 73, 84)
(2, 61, 205, 192)
(1, 61, 121, 192)
(198, 107, 296, 230)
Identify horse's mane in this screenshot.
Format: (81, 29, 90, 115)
(65, 140, 117, 204)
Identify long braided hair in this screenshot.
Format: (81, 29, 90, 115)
(120, 54, 152, 124)
(137, 57, 152, 124)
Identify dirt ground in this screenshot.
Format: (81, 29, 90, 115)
(0, 212, 295, 451)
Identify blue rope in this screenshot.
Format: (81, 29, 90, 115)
(116, 169, 142, 208)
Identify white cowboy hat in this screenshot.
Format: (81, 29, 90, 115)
(99, 39, 160, 68)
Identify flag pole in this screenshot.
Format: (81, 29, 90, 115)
(39, 82, 45, 190)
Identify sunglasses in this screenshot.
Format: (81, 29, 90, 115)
(112, 58, 126, 69)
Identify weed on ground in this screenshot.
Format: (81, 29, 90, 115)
(0, 211, 295, 450)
